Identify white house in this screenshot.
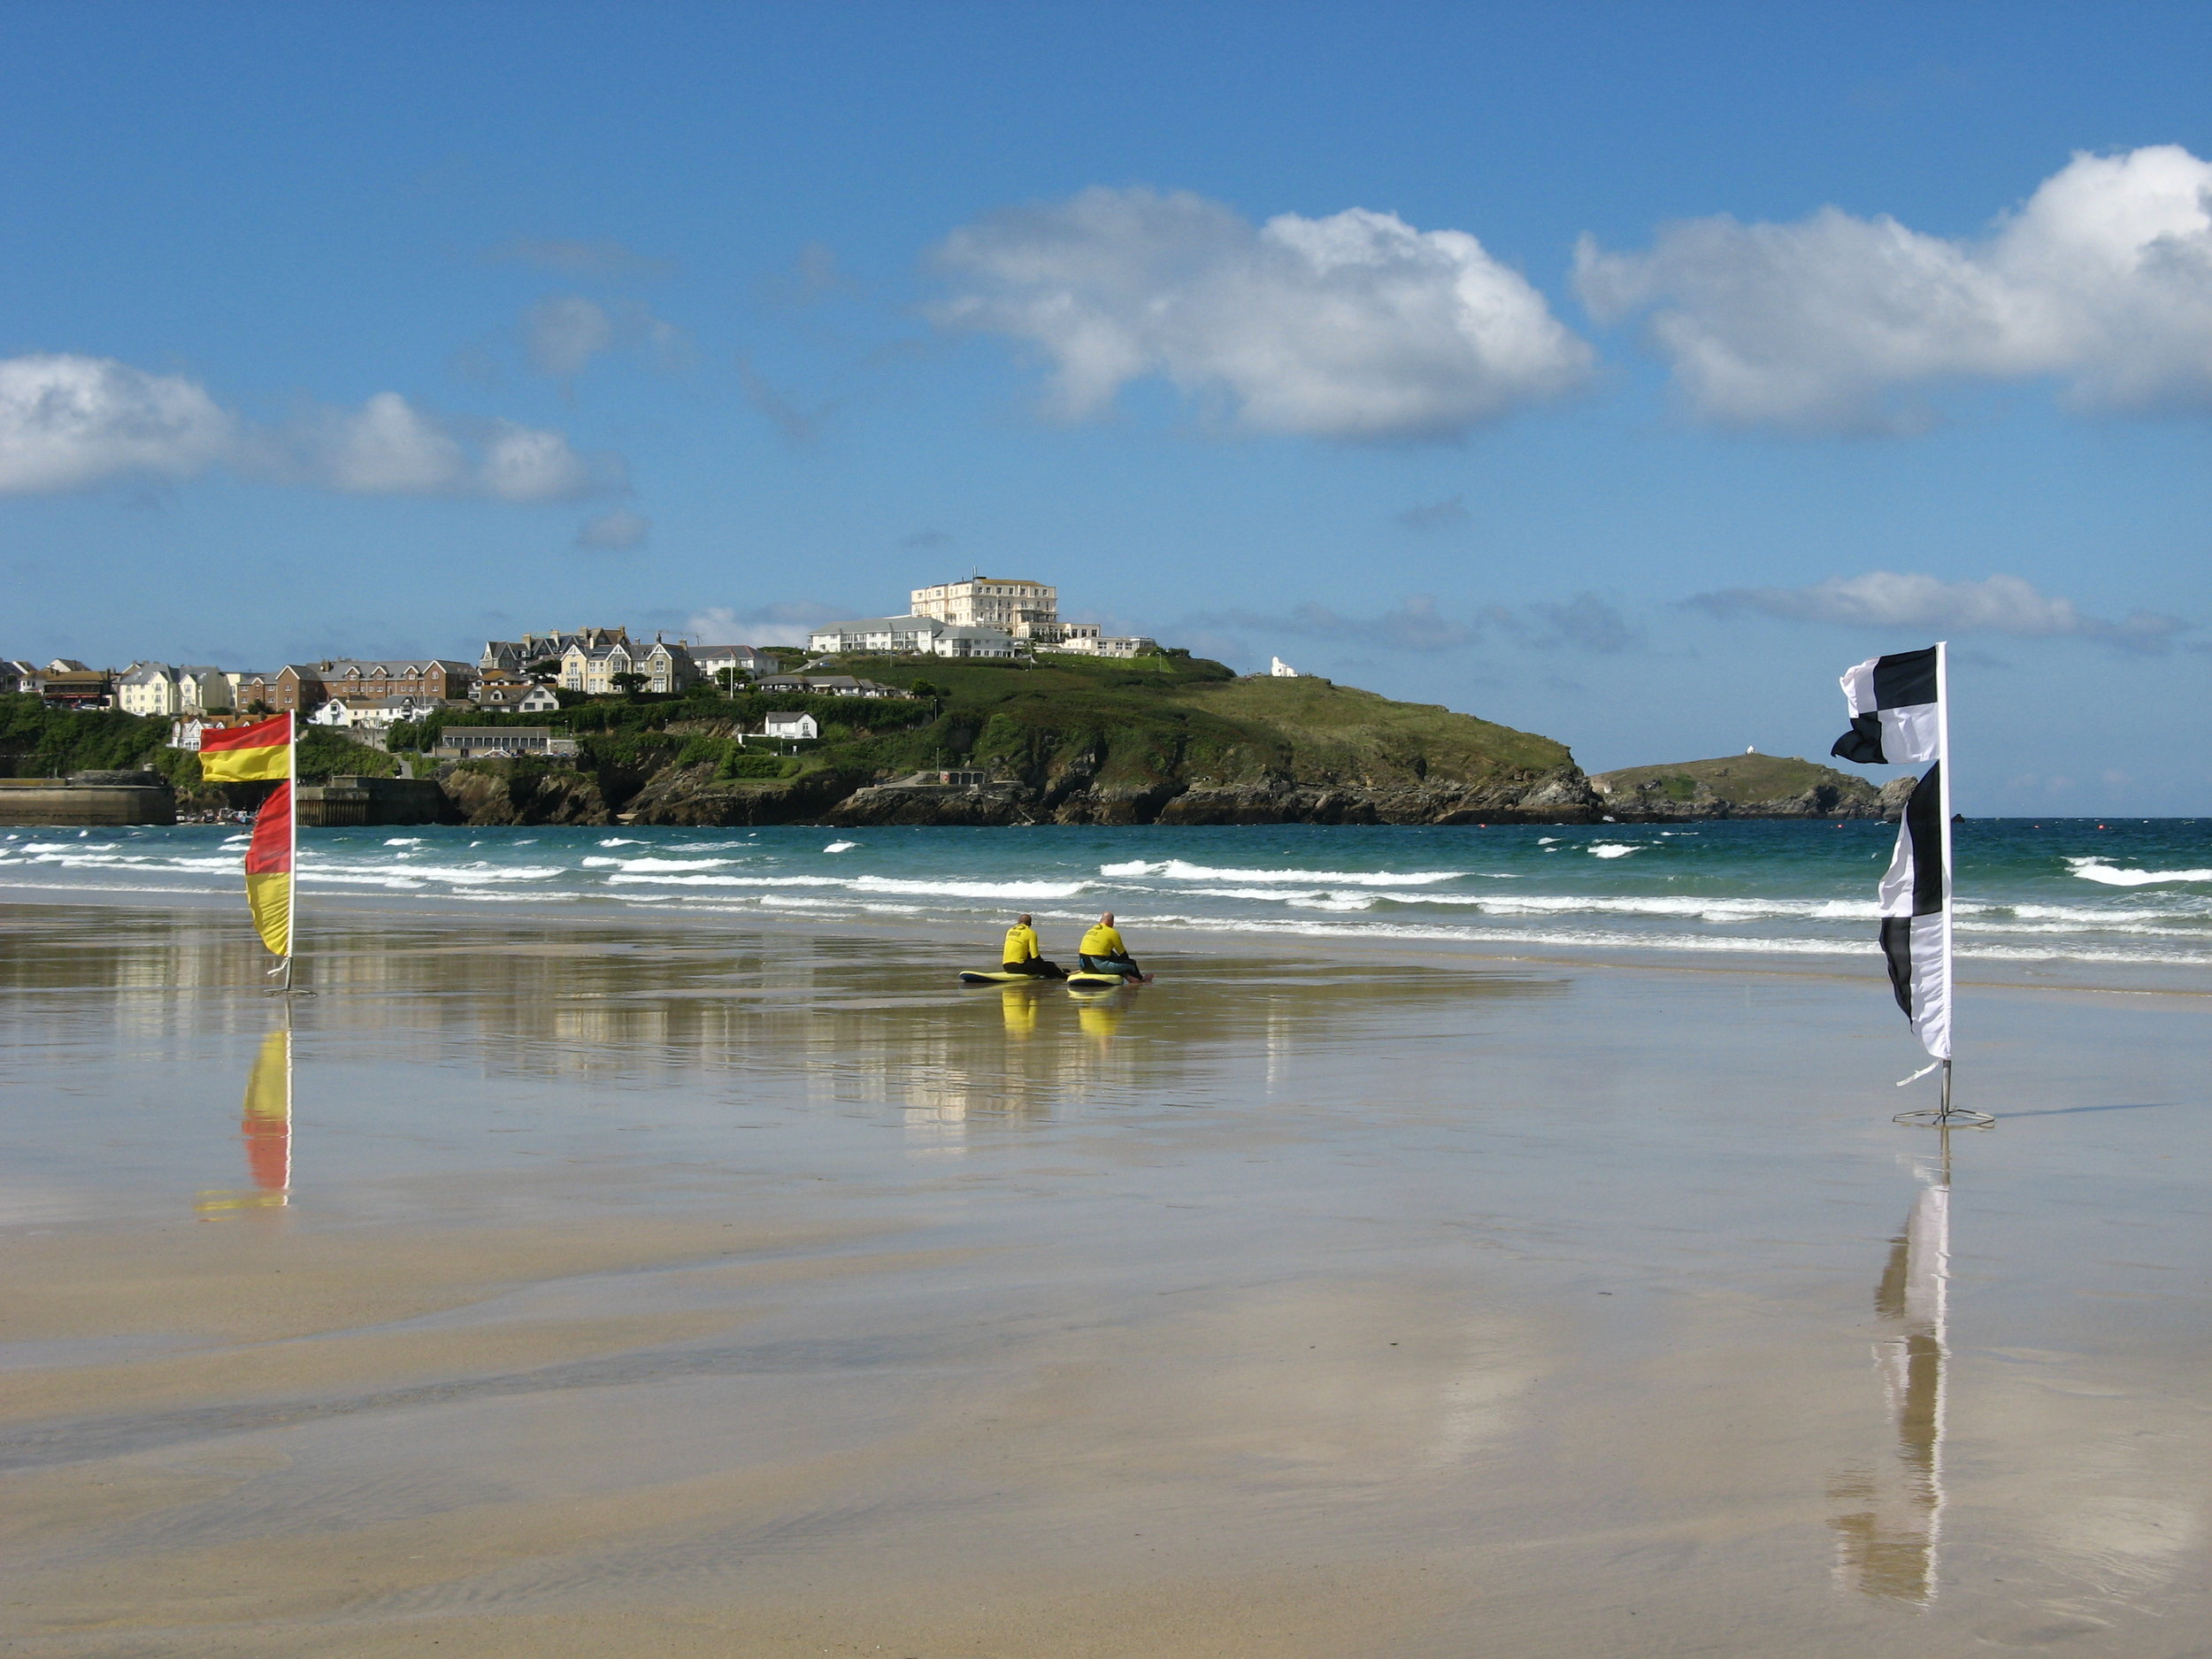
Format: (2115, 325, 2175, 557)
(309, 694, 450, 731)
(474, 674, 562, 713)
(763, 711, 818, 741)
(116, 664, 179, 716)
(807, 616, 1018, 658)
(694, 643, 777, 683)
(1271, 657, 1301, 678)
(1041, 632, 1157, 659)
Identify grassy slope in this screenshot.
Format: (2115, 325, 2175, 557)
(1589, 753, 1879, 804)
(1167, 676, 1572, 787)
(0, 695, 394, 791)
(810, 655, 1575, 791)
(379, 656, 1580, 804)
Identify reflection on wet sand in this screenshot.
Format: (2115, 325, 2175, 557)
(192, 1025, 292, 1216)
(1830, 1151, 1951, 1605)
(0, 902, 1562, 1168)
(6, 899, 2211, 1656)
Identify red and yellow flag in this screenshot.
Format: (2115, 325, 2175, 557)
(199, 713, 293, 783)
(201, 714, 295, 958)
(245, 780, 293, 958)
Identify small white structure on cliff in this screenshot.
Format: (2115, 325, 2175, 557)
(1271, 657, 1301, 678)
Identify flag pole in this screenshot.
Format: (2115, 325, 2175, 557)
(283, 709, 298, 995)
(1935, 641, 1950, 1118)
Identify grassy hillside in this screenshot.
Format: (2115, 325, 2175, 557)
(1590, 752, 1882, 807)
(1169, 675, 1571, 785)
(0, 695, 394, 794)
(384, 653, 1582, 819)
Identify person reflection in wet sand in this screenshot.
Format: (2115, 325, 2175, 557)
(195, 1025, 292, 1216)
(1829, 1172, 1949, 1605)
(1000, 984, 1041, 1036)
(1077, 989, 1131, 1041)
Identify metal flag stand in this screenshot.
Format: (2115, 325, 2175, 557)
(1893, 644, 1988, 1129)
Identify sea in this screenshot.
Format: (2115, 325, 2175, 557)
(4, 818, 2209, 972)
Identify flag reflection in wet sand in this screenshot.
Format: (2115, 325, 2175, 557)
(1830, 1154, 1951, 1604)
(194, 1025, 291, 1215)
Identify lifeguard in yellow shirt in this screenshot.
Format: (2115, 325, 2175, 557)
(1078, 910, 1148, 981)
(1001, 913, 1065, 979)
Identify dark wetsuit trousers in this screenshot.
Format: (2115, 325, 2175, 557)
(1002, 957, 1066, 979)
(1079, 955, 1141, 978)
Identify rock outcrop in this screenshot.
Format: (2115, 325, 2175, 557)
(1588, 753, 1910, 820)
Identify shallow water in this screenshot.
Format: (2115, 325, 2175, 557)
(4, 817, 2209, 971)
(2, 904, 2208, 1655)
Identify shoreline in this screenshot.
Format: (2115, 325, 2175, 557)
(4, 885, 2208, 1001)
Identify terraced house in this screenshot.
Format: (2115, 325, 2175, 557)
(267, 659, 478, 715)
(558, 635, 700, 694)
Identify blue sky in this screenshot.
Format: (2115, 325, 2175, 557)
(4, 1, 2208, 811)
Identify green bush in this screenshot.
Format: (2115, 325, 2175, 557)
(721, 750, 789, 780)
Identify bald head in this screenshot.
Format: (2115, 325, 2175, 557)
(1098, 910, 1116, 926)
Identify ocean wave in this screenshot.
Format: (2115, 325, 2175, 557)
(1589, 843, 1644, 859)
(598, 838, 645, 847)
(1097, 859, 1462, 887)
(824, 841, 858, 853)
(579, 856, 737, 872)
(2068, 857, 2212, 887)
(306, 861, 565, 885)
(606, 872, 1093, 901)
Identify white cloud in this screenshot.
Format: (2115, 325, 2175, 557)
(0, 352, 617, 504)
(1690, 572, 2190, 651)
(576, 507, 650, 550)
(684, 602, 843, 647)
(0, 354, 234, 493)
(477, 420, 599, 501)
(1577, 146, 2212, 432)
(932, 187, 1592, 441)
(310, 391, 470, 494)
(298, 393, 608, 501)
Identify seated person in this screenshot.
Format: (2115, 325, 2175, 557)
(1078, 910, 1148, 981)
(1001, 913, 1065, 979)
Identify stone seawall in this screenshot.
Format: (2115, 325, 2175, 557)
(0, 772, 176, 827)
(295, 775, 453, 827)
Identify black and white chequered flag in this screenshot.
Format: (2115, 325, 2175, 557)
(1833, 646, 1951, 1062)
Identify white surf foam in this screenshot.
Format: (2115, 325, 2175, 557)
(580, 856, 736, 872)
(2068, 857, 2212, 887)
(1589, 843, 1643, 859)
(1098, 859, 1461, 887)
(824, 841, 858, 853)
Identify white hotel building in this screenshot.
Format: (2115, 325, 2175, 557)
(810, 577, 1156, 660)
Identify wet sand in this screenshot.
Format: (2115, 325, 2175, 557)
(2, 901, 2208, 1656)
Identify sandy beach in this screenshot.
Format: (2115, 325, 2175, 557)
(3, 897, 2208, 1656)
